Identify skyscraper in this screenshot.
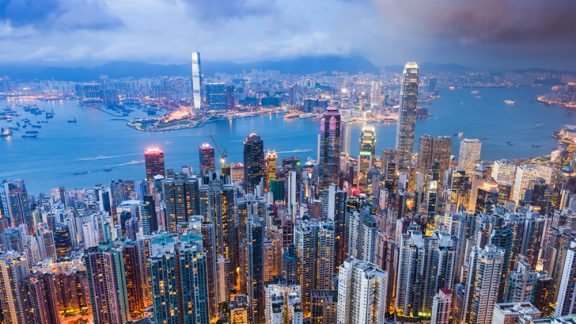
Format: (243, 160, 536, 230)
(199, 142, 216, 174)
(191, 51, 203, 110)
(395, 62, 419, 172)
(0, 179, 32, 231)
(205, 83, 226, 111)
(358, 125, 376, 192)
(554, 240, 576, 317)
(265, 150, 277, 190)
(417, 135, 452, 174)
(319, 106, 342, 189)
(162, 174, 200, 232)
(337, 257, 388, 324)
(144, 147, 165, 182)
(464, 244, 504, 324)
(84, 244, 130, 324)
(457, 138, 482, 176)
(243, 133, 265, 193)
(0, 251, 32, 323)
(431, 288, 452, 324)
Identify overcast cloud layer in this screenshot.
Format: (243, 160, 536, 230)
(0, 0, 575, 69)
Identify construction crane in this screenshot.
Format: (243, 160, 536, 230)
(209, 134, 228, 168)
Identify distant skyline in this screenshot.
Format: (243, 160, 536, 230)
(1, 0, 575, 69)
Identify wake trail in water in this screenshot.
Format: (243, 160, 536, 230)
(77, 153, 139, 161)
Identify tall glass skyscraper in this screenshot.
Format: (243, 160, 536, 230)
(395, 62, 419, 172)
(243, 133, 265, 193)
(191, 51, 203, 111)
(199, 142, 216, 174)
(318, 106, 341, 189)
(144, 147, 165, 182)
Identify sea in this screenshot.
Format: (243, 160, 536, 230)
(1, 86, 574, 194)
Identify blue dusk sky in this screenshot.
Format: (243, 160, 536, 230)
(1, 0, 575, 69)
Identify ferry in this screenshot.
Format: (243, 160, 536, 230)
(470, 90, 480, 95)
(504, 99, 515, 106)
(73, 171, 88, 175)
(284, 112, 300, 120)
(0, 129, 12, 137)
(68, 118, 78, 123)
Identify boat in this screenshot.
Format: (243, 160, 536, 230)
(67, 118, 77, 123)
(532, 144, 542, 148)
(8, 127, 19, 131)
(506, 141, 514, 146)
(25, 130, 38, 134)
(0, 129, 12, 137)
(22, 134, 38, 138)
(103, 168, 113, 172)
(449, 86, 455, 91)
(31, 125, 42, 129)
(470, 90, 480, 95)
(504, 99, 515, 106)
(73, 171, 88, 175)
(45, 111, 54, 119)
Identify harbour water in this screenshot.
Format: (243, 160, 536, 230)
(1, 86, 573, 193)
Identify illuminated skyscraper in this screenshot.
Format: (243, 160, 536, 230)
(358, 125, 376, 192)
(191, 51, 203, 110)
(265, 150, 277, 190)
(84, 244, 130, 324)
(0, 251, 32, 323)
(417, 135, 452, 174)
(319, 106, 341, 189)
(395, 62, 419, 172)
(457, 138, 481, 176)
(163, 174, 200, 232)
(0, 179, 32, 231)
(205, 83, 226, 111)
(337, 257, 388, 324)
(199, 142, 216, 174)
(243, 133, 265, 193)
(555, 240, 576, 317)
(144, 147, 165, 182)
(431, 288, 452, 324)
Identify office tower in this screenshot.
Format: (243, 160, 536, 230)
(464, 244, 504, 324)
(243, 132, 265, 193)
(149, 233, 210, 324)
(512, 164, 553, 203)
(458, 138, 482, 176)
(506, 255, 539, 303)
(283, 245, 298, 284)
(555, 240, 576, 317)
(225, 85, 235, 110)
(358, 125, 376, 192)
(395, 62, 419, 172)
(0, 251, 32, 323)
(0, 179, 32, 231)
(84, 244, 129, 324)
(191, 51, 203, 110)
(140, 195, 157, 235)
(205, 83, 226, 110)
(417, 135, 452, 174)
(492, 302, 541, 323)
(54, 224, 73, 258)
(162, 174, 200, 232)
(199, 142, 216, 174)
(431, 288, 452, 324)
(492, 159, 517, 183)
(294, 219, 335, 316)
(321, 184, 336, 220)
(265, 284, 302, 324)
(265, 150, 277, 190)
(490, 220, 514, 303)
(318, 106, 342, 189)
(230, 162, 245, 182)
(144, 147, 165, 182)
(337, 257, 388, 324)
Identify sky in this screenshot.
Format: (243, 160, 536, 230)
(1, 0, 575, 69)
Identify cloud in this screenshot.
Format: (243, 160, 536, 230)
(375, 0, 576, 45)
(0, 0, 123, 31)
(180, 0, 275, 22)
